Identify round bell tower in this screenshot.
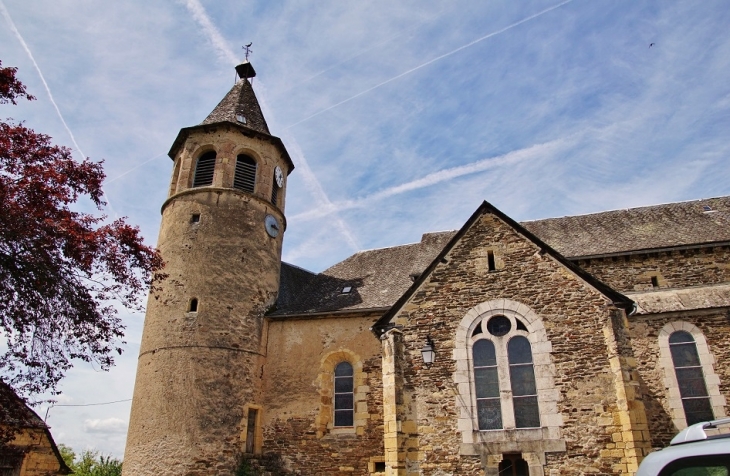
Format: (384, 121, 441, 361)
(123, 62, 293, 475)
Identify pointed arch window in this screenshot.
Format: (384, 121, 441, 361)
(192, 151, 216, 187)
(669, 331, 714, 425)
(334, 362, 354, 427)
(234, 154, 256, 193)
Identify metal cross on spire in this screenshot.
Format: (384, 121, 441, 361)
(243, 43, 253, 61)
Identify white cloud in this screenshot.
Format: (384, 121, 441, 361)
(83, 417, 128, 434)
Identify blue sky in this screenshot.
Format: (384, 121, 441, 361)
(2, 0, 730, 458)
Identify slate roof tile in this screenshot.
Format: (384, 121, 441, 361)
(274, 196, 730, 316)
(200, 78, 270, 135)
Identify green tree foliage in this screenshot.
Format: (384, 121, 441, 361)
(58, 444, 122, 476)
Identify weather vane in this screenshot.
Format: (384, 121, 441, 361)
(243, 43, 253, 61)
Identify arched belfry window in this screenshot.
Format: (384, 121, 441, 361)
(669, 331, 714, 425)
(334, 362, 354, 427)
(508, 336, 539, 428)
(271, 176, 279, 206)
(234, 154, 256, 193)
(192, 151, 216, 187)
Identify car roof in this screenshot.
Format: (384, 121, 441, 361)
(636, 419, 730, 476)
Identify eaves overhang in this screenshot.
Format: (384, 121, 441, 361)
(167, 121, 295, 174)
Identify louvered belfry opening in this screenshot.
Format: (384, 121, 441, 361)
(271, 176, 278, 205)
(192, 151, 216, 187)
(234, 154, 257, 193)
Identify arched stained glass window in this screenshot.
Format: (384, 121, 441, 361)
(473, 339, 502, 430)
(233, 154, 256, 193)
(669, 331, 714, 425)
(192, 151, 216, 187)
(508, 336, 539, 428)
(334, 362, 354, 427)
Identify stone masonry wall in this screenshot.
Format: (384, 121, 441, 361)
(388, 212, 650, 475)
(628, 310, 730, 448)
(125, 124, 288, 476)
(261, 315, 384, 475)
(3, 428, 65, 475)
(576, 246, 730, 293)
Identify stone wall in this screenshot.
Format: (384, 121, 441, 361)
(576, 246, 730, 293)
(1, 428, 67, 475)
(386, 212, 650, 475)
(261, 314, 384, 475)
(628, 310, 730, 448)
(125, 125, 287, 475)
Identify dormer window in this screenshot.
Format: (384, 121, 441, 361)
(192, 151, 216, 187)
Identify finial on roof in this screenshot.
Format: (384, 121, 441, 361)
(236, 43, 256, 80)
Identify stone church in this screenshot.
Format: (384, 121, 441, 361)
(123, 62, 730, 476)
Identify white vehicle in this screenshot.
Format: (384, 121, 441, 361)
(636, 418, 730, 476)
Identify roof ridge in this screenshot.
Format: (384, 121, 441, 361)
(522, 195, 730, 223)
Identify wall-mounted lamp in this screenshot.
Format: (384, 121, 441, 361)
(421, 336, 436, 368)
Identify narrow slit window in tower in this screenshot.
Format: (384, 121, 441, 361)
(192, 151, 216, 187)
(651, 276, 659, 288)
(234, 154, 256, 193)
(245, 408, 258, 454)
(189, 298, 198, 313)
(487, 250, 496, 271)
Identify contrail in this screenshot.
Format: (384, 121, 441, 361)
(104, 153, 167, 185)
(0, 0, 86, 160)
(180, 0, 238, 65)
(290, 137, 572, 223)
(274, 5, 449, 99)
(285, 0, 574, 129)
(0, 1, 120, 218)
(180, 0, 360, 250)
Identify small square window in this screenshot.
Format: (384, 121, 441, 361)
(191, 213, 200, 223)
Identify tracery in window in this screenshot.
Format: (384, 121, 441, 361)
(334, 361, 354, 427)
(192, 151, 216, 187)
(669, 331, 714, 425)
(470, 312, 543, 431)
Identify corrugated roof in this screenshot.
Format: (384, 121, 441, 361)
(200, 78, 270, 135)
(274, 196, 730, 316)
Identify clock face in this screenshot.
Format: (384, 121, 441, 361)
(264, 214, 280, 238)
(274, 166, 283, 188)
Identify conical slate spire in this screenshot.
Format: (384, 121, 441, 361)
(200, 71, 270, 135)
